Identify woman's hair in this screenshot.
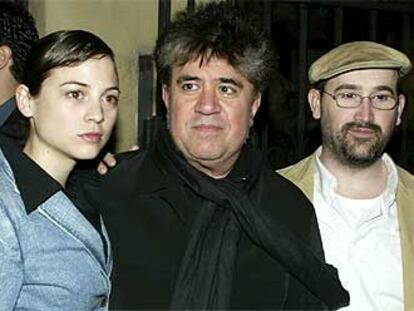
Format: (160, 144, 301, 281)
(8, 30, 116, 143)
(22, 30, 116, 96)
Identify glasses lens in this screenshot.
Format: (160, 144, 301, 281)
(334, 92, 397, 110)
(372, 95, 397, 110)
(336, 92, 360, 108)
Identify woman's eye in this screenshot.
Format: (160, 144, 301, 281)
(105, 95, 119, 106)
(67, 90, 82, 99)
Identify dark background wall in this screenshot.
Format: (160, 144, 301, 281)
(16, 0, 414, 172)
(235, 1, 414, 172)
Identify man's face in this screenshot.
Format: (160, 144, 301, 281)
(162, 57, 261, 178)
(308, 69, 405, 168)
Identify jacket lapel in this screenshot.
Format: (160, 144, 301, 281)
(396, 168, 414, 311)
(38, 191, 111, 274)
(277, 153, 315, 201)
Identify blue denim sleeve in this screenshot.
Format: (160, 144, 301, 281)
(0, 198, 23, 310)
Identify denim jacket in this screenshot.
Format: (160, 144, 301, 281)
(0, 147, 112, 310)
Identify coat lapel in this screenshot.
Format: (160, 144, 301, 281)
(396, 168, 414, 311)
(38, 191, 111, 274)
(277, 153, 315, 201)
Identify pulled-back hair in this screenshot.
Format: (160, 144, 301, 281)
(23, 30, 116, 96)
(154, 1, 277, 94)
(0, 2, 39, 82)
(9, 30, 115, 144)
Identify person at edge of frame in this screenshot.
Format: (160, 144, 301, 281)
(278, 41, 414, 311)
(0, 30, 120, 310)
(0, 1, 38, 145)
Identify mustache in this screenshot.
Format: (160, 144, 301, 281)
(342, 121, 382, 133)
(192, 122, 222, 127)
(191, 119, 224, 128)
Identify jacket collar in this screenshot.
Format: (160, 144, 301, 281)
(136, 134, 256, 194)
(0, 133, 61, 214)
(0, 96, 16, 126)
(126, 132, 256, 224)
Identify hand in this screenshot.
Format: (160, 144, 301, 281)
(97, 145, 139, 175)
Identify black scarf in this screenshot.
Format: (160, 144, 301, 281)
(153, 129, 349, 310)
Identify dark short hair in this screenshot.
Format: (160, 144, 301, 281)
(23, 30, 116, 96)
(154, 1, 277, 94)
(0, 2, 39, 82)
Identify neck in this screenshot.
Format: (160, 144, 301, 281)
(188, 158, 235, 179)
(0, 74, 17, 106)
(319, 147, 388, 199)
(23, 134, 76, 187)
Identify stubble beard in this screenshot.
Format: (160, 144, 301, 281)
(322, 120, 392, 169)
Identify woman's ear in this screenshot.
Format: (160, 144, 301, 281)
(15, 85, 35, 118)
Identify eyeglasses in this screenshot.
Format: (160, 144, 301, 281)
(322, 90, 398, 110)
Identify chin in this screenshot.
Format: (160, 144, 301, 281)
(72, 148, 101, 160)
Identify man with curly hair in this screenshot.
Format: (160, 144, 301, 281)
(0, 2, 38, 128)
(93, 2, 349, 309)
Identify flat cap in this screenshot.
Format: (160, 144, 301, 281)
(309, 41, 412, 84)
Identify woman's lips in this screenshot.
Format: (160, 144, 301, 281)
(78, 132, 103, 143)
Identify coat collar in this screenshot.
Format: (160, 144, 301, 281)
(277, 152, 315, 202)
(0, 133, 61, 214)
(0, 96, 16, 126)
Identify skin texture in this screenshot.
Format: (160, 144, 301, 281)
(16, 56, 119, 185)
(308, 69, 405, 169)
(162, 57, 261, 179)
(0, 45, 17, 105)
(307, 68, 405, 198)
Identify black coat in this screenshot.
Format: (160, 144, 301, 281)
(0, 103, 28, 148)
(90, 135, 347, 310)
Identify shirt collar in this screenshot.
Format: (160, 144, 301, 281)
(314, 146, 337, 204)
(0, 96, 16, 127)
(314, 146, 398, 213)
(381, 153, 398, 209)
(0, 133, 62, 214)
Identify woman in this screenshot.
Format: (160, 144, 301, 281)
(0, 30, 119, 310)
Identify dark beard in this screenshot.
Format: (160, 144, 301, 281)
(323, 121, 390, 168)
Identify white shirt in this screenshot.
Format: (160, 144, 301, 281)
(313, 147, 403, 311)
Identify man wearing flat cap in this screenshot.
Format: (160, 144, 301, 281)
(279, 41, 414, 311)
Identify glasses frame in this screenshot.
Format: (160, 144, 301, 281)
(321, 90, 399, 111)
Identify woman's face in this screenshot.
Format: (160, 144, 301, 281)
(21, 56, 119, 163)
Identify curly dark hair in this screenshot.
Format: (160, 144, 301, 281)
(154, 1, 277, 94)
(0, 1, 39, 82)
